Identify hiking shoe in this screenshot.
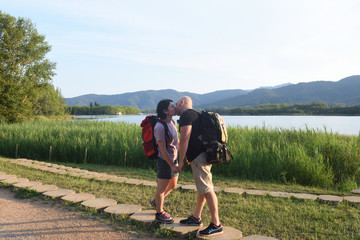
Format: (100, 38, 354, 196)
(150, 198, 156, 208)
(199, 223, 223, 236)
(179, 215, 202, 226)
(155, 211, 174, 224)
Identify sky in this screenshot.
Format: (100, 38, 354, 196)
(2, 0, 360, 98)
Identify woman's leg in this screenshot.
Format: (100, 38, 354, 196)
(163, 176, 178, 198)
(155, 178, 171, 213)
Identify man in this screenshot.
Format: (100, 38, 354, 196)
(175, 96, 223, 237)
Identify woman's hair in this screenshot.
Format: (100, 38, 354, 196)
(156, 99, 173, 120)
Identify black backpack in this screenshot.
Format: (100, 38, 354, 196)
(198, 111, 232, 164)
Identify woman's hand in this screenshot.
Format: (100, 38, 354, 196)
(171, 165, 180, 174)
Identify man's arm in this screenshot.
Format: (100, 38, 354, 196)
(179, 125, 192, 171)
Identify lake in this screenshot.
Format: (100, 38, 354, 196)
(74, 115, 360, 136)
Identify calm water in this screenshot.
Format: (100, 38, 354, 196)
(74, 115, 360, 136)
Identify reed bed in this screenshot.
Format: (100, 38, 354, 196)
(0, 121, 359, 189)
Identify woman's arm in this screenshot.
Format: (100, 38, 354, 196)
(157, 140, 179, 174)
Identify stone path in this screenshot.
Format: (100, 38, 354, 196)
(3, 157, 360, 239)
(0, 188, 145, 240)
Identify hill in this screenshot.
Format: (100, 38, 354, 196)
(208, 75, 360, 107)
(65, 89, 248, 109)
(65, 75, 360, 109)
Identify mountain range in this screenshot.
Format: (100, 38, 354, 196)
(65, 75, 360, 110)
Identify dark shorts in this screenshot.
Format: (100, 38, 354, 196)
(157, 157, 179, 179)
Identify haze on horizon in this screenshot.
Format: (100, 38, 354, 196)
(2, 0, 360, 98)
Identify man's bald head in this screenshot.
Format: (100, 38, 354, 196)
(175, 96, 193, 115)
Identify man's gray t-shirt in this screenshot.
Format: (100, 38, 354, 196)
(154, 121, 178, 160)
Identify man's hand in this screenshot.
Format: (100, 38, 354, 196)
(171, 165, 180, 174)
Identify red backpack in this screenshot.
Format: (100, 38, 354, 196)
(140, 115, 169, 159)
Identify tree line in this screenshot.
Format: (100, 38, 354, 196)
(206, 102, 360, 116)
(66, 105, 140, 115)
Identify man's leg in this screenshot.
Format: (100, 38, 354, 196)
(204, 191, 220, 225)
(193, 193, 206, 219)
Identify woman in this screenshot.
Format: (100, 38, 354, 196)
(151, 99, 179, 224)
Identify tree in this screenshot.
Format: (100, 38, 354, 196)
(0, 11, 65, 123)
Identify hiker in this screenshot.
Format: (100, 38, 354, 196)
(175, 96, 223, 237)
(151, 99, 179, 224)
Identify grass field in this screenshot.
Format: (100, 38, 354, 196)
(1, 157, 360, 240)
(0, 121, 359, 190)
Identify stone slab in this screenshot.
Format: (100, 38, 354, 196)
(56, 170, 68, 175)
(196, 226, 242, 240)
(81, 198, 117, 210)
(181, 185, 197, 191)
(343, 196, 360, 204)
(32, 165, 51, 171)
(0, 175, 17, 181)
(318, 195, 343, 203)
(351, 188, 360, 194)
(68, 172, 85, 177)
(43, 189, 75, 198)
(13, 181, 43, 188)
(142, 181, 158, 187)
(224, 188, 245, 194)
(48, 169, 67, 175)
(59, 166, 74, 170)
(245, 190, 269, 196)
(37, 166, 53, 171)
(269, 191, 292, 198)
(82, 174, 98, 179)
(57, 170, 68, 175)
(61, 193, 95, 203)
(14, 158, 27, 162)
(241, 235, 278, 240)
(94, 175, 112, 181)
(125, 178, 144, 185)
(20, 163, 34, 167)
(30, 185, 59, 193)
(130, 209, 157, 223)
(70, 168, 82, 172)
(291, 193, 318, 200)
(1, 178, 29, 184)
(108, 177, 128, 183)
(104, 204, 142, 215)
(213, 186, 222, 193)
(160, 217, 202, 236)
(39, 162, 52, 166)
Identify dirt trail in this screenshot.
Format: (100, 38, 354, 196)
(0, 188, 154, 240)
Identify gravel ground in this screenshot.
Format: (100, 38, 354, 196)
(0, 188, 160, 240)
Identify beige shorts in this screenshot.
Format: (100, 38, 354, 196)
(190, 152, 214, 195)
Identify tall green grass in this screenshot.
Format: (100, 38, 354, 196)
(222, 126, 360, 189)
(0, 121, 145, 168)
(0, 121, 359, 189)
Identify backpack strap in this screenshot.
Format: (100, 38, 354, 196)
(159, 119, 170, 148)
